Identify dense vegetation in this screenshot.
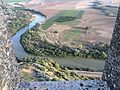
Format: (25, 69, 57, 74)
(19, 57, 89, 81)
(42, 10, 84, 30)
(55, 16, 77, 22)
(21, 26, 109, 60)
(5, 5, 32, 36)
(42, 11, 63, 30)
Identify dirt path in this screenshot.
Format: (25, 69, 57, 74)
(71, 70, 102, 78)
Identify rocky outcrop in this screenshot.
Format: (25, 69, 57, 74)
(20, 80, 109, 90)
(103, 6, 120, 90)
(0, 0, 20, 90)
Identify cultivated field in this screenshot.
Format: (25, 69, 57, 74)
(63, 30, 81, 41)
(24, 0, 118, 45)
(42, 10, 84, 30)
(46, 9, 116, 48)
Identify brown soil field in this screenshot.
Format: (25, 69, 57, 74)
(47, 9, 116, 46)
(72, 9, 116, 44)
(23, 0, 118, 46)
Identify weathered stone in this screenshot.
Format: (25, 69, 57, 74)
(103, 6, 120, 90)
(0, 0, 120, 89)
(19, 80, 109, 90)
(0, 0, 20, 90)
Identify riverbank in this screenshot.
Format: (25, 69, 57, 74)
(12, 14, 45, 59)
(5, 5, 32, 36)
(21, 25, 108, 60)
(20, 57, 91, 82)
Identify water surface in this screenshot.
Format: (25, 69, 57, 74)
(12, 14, 46, 60)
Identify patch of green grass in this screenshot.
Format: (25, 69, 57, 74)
(62, 10, 78, 16)
(42, 11, 64, 30)
(42, 10, 84, 30)
(63, 30, 81, 41)
(77, 10, 84, 19)
(3, 0, 31, 3)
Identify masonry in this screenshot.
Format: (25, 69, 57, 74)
(102, 5, 120, 90)
(0, 0, 120, 89)
(0, 0, 20, 90)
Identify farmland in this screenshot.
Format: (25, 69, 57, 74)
(63, 30, 81, 41)
(42, 10, 84, 30)
(42, 11, 64, 30)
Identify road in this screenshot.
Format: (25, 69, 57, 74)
(71, 70, 102, 78)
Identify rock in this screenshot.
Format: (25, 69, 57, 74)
(103, 6, 120, 90)
(19, 80, 109, 90)
(0, 1, 20, 90)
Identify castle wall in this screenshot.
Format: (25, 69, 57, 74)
(103, 6, 120, 90)
(0, 0, 20, 90)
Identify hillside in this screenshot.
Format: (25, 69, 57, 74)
(4, 4, 32, 36)
(19, 57, 90, 82)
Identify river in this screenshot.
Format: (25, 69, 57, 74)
(12, 14, 46, 59)
(12, 12, 105, 71)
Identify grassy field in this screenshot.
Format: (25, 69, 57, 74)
(63, 10, 84, 18)
(42, 10, 84, 30)
(51, 57, 105, 71)
(3, 0, 31, 3)
(63, 30, 81, 41)
(42, 11, 64, 30)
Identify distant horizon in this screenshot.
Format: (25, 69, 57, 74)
(3, 0, 120, 6)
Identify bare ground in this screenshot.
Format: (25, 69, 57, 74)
(24, 0, 117, 46)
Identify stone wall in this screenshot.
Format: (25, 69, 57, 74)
(0, 0, 20, 90)
(103, 6, 120, 90)
(0, 0, 120, 89)
(20, 80, 109, 90)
